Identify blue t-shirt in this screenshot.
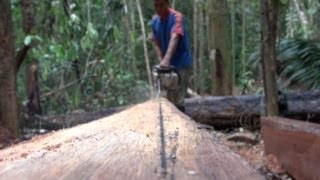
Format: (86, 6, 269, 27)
(152, 9, 192, 69)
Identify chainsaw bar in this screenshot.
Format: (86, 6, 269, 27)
(158, 97, 167, 176)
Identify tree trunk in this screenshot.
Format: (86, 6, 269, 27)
(208, 0, 233, 95)
(192, 0, 199, 92)
(26, 61, 41, 115)
(20, 0, 39, 114)
(0, 0, 19, 135)
(16, 45, 30, 72)
(231, 0, 236, 88)
(136, 0, 153, 96)
(86, 0, 91, 23)
(286, 0, 296, 38)
(21, 0, 35, 34)
(185, 91, 320, 127)
(123, 0, 138, 79)
(129, 0, 136, 33)
(260, 0, 279, 116)
(312, 1, 320, 41)
(0, 99, 264, 180)
(198, 2, 204, 95)
(172, 0, 176, 9)
(241, 0, 247, 93)
(16, 0, 36, 72)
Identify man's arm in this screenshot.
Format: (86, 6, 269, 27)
(160, 33, 180, 67)
(153, 40, 163, 62)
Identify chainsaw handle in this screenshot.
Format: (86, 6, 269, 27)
(154, 65, 174, 73)
(154, 65, 181, 87)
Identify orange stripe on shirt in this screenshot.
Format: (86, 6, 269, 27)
(170, 9, 184, 36)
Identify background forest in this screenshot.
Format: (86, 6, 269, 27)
(7, 0, 320, 116)
(1, 1, 319, 177)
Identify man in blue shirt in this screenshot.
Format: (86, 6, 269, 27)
(152, 0, 192, 112)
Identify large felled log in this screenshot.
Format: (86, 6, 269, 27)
(0, 99, 264, 180)
(23, 106, 127, 130)
(185, 91, 320, 127)
(185, 95, 263, 127)
(261, 117, 320, 180)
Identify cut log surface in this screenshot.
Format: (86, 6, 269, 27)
(261, 117, 320, 180)
(0, 99, 264, 180)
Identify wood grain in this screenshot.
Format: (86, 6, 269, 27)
(262, 117, 320, 180)
(0, 99, 264, 180)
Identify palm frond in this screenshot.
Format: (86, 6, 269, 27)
(278, 39, 320, 90)
(248, 39, 320, 90)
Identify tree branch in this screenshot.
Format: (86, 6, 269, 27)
(15, 45, 30, 72)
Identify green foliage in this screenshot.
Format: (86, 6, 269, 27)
(11, 0, 320, 115)
(24, 35, 42, 46)
(231, 1, 261, 94)
(249, 38, 320, 90)
(278, 39, 320, 90)
(81, 23, 99, 51)
(280, 0, 288, 5)
(14, 0, 154, 114)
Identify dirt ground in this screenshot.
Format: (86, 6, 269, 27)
(213, 130, 294, 180)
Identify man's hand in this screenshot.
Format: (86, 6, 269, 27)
(159, 58, 170, 67)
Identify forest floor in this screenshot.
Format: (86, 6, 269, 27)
(213, 130, 293, 180)
(0, 120, 292, 179)
(0, 125, 20, 150)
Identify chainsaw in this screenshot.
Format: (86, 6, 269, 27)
(152, 65, 181, 97)
(152, 65, 181, 176)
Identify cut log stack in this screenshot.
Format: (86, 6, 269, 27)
(0, 99, 264, 180)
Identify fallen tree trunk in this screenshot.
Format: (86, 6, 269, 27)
(25, 91, 320, 131)
(261, 117, 320, 180)
(0, 99, 264, 180)
(185, 91, 320, 128)
(23, 106, 127, 130)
